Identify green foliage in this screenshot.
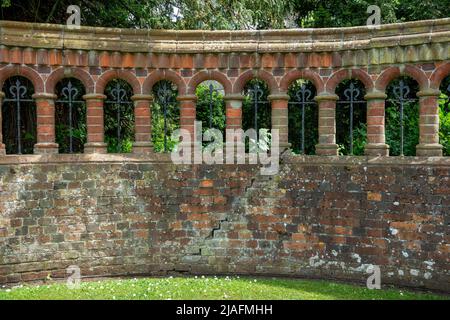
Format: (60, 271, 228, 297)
(2, 0, 444, 30)
(195, 83, 226, 134)
(439, 93, 450, 156)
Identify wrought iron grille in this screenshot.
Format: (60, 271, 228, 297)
(246, 81, 270, 137)
(105, 81, 133, 152)
(388, 80, 418, 156)
(288, 83, 316, 154)
(336, 81, 366, 155)
(55, 80, 85, 153)
(3, 78, 34, 154)
(155, 81, 176, 152)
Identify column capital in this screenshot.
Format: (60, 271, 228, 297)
(32, 93, 57, 100)
(83, 93, 107, 100)
(131, 94, 153, 101)
(176, 94, 197, 102)
(364, 91, 387, 100)
(223, 94, 245, 101)
(417, 89, 441, 97)
(268, 93, 289, 101)
(314, 93, 339, 102)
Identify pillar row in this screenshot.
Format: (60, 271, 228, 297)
(416, 89, 443, 156)
(83, 93, 107, 154)
(268, 93, 290, 152)
(364, 91, 389, 156)
(0, 92, 5, 155)
(314, 93, 339, 156)
(32, 93, 59, 154)
(131, 94, 153, 153)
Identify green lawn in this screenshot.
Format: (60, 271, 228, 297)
(0, 276, 447, 300)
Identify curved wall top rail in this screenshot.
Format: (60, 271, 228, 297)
(0, 19, 450, 55)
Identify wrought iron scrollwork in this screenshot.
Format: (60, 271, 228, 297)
(156, 81, 174, 152)
(3, 78, 33, 154)
(56, 80, 84, 153)
(289, 84, 315, 154)
(105, 81, 133, 152)
(247, 81, 268, 136)
(336, 81, 365, 155)
(390, 80, 415, 156)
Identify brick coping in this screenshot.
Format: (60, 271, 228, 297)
(1, 18, 449, 53)
(0, 153, 449, 166)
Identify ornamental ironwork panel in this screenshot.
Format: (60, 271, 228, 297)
(3, 78, 34, 154)
(247, 81, 269, 137)
(336, 81, 366, 155)
(288, 83, 316, 154)
(388, 80, 418, 156)
(56, 80, 85, 153)
(105, 81, 133, 152)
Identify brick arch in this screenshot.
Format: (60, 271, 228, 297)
(430, 62, 450, 89)
(96, 69, 141, 94)
(187, 70, 232, 95)
(45, 67, 95, 94)
(375, 65, 429, 92)
(326, 68, 374, 93)
(143, 69, 186, 95)
(279, 69, 324, 93)
(232, 69, 279, 94)
(0, 65, 44, 92)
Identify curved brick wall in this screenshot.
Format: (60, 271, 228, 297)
(0, 155, 448, 291)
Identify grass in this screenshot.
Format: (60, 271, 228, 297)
(0, 276, 447, 300)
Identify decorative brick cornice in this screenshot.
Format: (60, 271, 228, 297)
(0, 18, 449, 55)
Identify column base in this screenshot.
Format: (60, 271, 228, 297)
(364, 143, 389, 156)
(132, 142, 154, 154)
(84, 142, 107, 154)
(416, 143, 443, 157)
(34, 143, 59, 154)
(315, 143, 338, 156)
(0, 143, 5, 155)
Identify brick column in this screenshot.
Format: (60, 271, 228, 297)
(177, 94, 197, 147)
(314, 93, 338, 155)
(131, 94, 153, 153)
(32, 93, 59, 154)
(83, 93, 107, 153)
(364, 91, 389, 156)
(416, 89, 443, 156)
(223, 94, 244, 131)
(268, 93, 290, 152)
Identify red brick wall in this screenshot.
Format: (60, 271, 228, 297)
(0, 155, 448, 292)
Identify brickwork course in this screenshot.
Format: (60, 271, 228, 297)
(0, 18, 449, 291)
